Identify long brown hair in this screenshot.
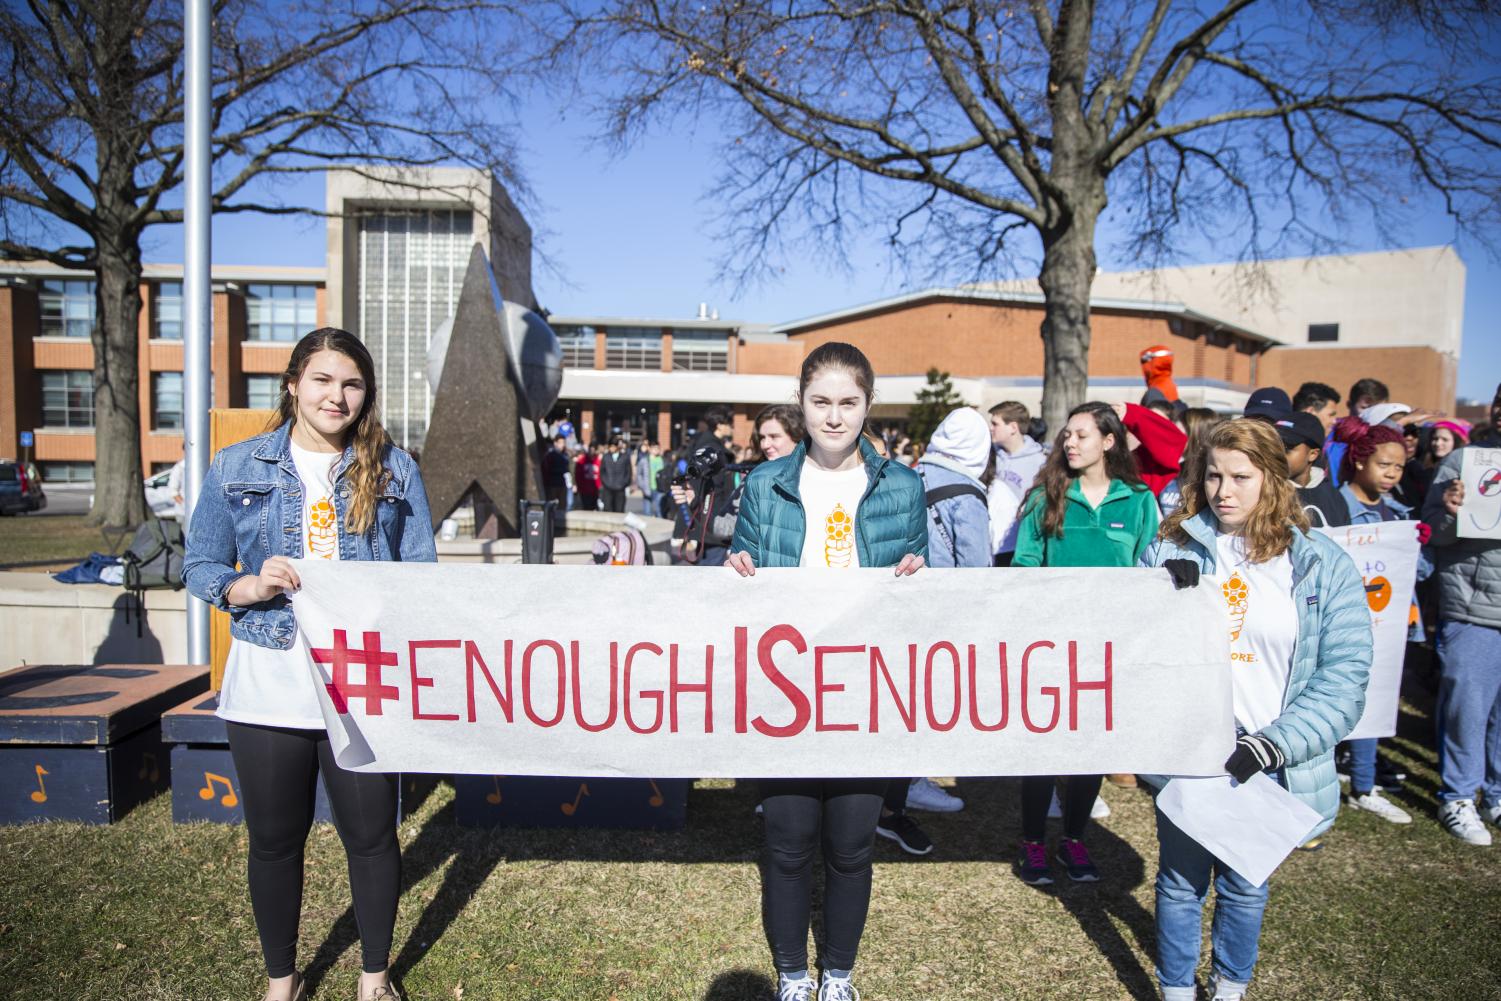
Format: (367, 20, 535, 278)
(1030, 402, 1145, 538)
(1160, 419, 1310, 563)
(1177, 407, 1226, 496)
(269, 328, 391, 535)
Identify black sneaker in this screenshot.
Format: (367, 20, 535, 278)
(1055, 837, 1101, 882)
(1016, 839, 1053, 885)
(875, 812, 934, 856)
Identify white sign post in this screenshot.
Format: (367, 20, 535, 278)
(1314, 521, 1421, 740)
(288, 562, 1236, 779)
(1458, 447, 1501, 540)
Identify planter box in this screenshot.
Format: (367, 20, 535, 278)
(0, 663, 209, 824)
(453, 774, 688, 830)
(160, 692, 438, 824)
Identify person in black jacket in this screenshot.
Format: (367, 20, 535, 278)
(1276, 412, 1348, 528)
(599, 437, 633, 513)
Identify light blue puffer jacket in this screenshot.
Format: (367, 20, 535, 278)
(1144, 509, 1373, 835)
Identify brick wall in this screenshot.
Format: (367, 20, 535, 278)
(1258, 345, 1457, 413)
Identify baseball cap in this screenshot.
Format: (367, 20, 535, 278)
(1361, 402, 1411, 427)
(1274, 412, 1325, 450)
(1243, 387, 1292, 420)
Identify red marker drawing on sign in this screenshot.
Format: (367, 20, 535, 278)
(1479, 468, 1501, 497)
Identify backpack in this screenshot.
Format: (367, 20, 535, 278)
(591, 528, 654, 566)
(121, 517, 186, 636)
(920, 472, 988, 565)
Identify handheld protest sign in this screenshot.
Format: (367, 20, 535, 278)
(1458, 447, 1501, 540)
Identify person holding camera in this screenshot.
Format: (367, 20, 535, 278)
(669, 407, 742, 565)
(728, 342, 926, 1001)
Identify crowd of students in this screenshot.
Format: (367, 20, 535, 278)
(183, 325, 1500, 1001)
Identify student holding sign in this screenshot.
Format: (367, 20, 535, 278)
(184, 329, 436, 1001)
(728, 342, 927, 1001)
(1330, 417, 1431, 825)
(1011, 402, 1160, 885)
(1147, 419, 1371, 1001)
(1420, 419, 1501, 847)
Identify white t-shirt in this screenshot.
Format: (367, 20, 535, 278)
(798, 463, 868, 569)
(217, 442, 343, 729)
(1207, 530, 1297, 733)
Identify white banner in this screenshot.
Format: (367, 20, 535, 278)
(289, 562, 1235, 778)
(1458, 447, 1501, 540)
(1315, 521, 1421, 740)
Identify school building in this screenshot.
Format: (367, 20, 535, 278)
(0, 165, 1468, 480)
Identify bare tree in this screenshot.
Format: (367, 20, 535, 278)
(558, 1, 1501, 432)
(0, 0, 524, 526)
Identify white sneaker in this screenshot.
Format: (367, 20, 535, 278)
(1481, 798, 1501, 828)
(1347, 788, 1412, 824)
(1047, 789, 1111, 819)
(818, 976, 860, 1001)
(778, 973, 816, 1001)
(1208, 974, 1248, 1000)
(1439, 799, 1493, 846)
(905, 777, 964, 813)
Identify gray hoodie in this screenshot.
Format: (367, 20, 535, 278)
(990, 437, 1048, 555)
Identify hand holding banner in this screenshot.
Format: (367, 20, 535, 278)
(1458, 447, 1501, 540)
(290, 562, 1236, 779)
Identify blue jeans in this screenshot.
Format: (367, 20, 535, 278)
(1436, 619, 1501, 804)
(1154, 805, 1270, 991)
(1347, 737, 1378, 795)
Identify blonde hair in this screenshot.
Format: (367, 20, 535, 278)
(1160, 419, 1309, 563)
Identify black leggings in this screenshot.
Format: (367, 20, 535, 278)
(226, 721, 401, 978)
(1020, 774, 1103, 842)
(758, 778, 886, 973)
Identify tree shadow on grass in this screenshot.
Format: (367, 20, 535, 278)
(703, 968, 776, 1000)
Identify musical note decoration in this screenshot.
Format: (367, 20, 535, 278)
(136, 752, 160, 783)
(560, 782, 590, 816)
(29, 764, 48, 804)
(485, 776, 503, 805)
(647, 778, 664, 808)
(198, 772, 239, 808)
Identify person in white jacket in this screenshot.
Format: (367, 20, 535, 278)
(988, 402, 1049, 566)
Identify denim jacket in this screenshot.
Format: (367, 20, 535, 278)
(183, 421, 437, 650)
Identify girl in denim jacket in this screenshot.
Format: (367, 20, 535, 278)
(184, 328, 435, 1001)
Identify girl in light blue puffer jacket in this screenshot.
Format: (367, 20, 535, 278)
(1143, 419, 1371, 1001)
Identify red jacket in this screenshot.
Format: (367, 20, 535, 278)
(1120, 403, 1187, 497)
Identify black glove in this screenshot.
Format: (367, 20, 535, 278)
(1225, 733, 1286, 783)
(1164, 559, 1200, 590)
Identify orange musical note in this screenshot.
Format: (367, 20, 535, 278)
(560, 782, 590, 816)
(198, 772, 239, 808)
(647, 778, 664, 808)
(485, 776, 502, 805)
(29, 765, 48, 804)
(137, 752, 160, 783)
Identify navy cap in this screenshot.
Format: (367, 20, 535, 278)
(1274, 411, 1324, 450)
(1243, 387, 1292, 420)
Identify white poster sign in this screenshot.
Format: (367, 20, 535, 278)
(288, 562, 1235, 779)
(1155, 773, 1323, 887)
(1458, 447, 1501, 540)
(1314, 520, 1421, 740)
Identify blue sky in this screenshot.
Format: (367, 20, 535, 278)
(146, 93, 1501, 403)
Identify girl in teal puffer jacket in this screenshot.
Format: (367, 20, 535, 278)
(728, 342, 926, 1001)
(1145, 418, 1371, 1001)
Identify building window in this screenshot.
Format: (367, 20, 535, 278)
(153, 372, 184, 430)
(40, 370, 94, 427)
(153, 282, 182, 340)
(38, 461, 93, 483)
(38, 279, 96, 338)
(671, 331, 729, 372)
(245, 374, 281, 410)
(604, 327, 663, 370)
(246, 283, 319, 342)
(1308, 323, 1339, 343)
(553, 324, 597, 368)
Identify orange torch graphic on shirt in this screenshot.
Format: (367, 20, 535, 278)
(307, 497, 339, 559)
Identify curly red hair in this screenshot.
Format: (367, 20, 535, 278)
(1332, 416, 1404, 483)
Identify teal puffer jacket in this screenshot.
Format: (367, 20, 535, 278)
(1144, 509, 1372, 836)
(730, 438, 929, 568)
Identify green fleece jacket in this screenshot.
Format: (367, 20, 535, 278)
(1011, 477, 1160, 568)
